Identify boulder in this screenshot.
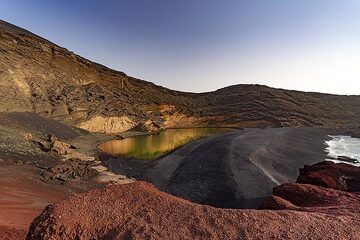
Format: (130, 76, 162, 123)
(297, 161, 360, 192)
(262, 161, 360, 211)
(260, 195, 297, 210)
(38, 134, 74, 155)
(41, 158, 97, 182)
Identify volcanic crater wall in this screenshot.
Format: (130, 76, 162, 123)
(1, 20, 360, 133)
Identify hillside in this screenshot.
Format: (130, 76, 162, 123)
(1, 19, 360, 133)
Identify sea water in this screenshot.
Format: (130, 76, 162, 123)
(325, 135, 360, 167)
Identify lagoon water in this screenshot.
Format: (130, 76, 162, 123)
(325, 135, 360, 166)
(99, 128, 230, 160)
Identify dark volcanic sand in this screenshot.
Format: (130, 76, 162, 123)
(0, 112, 80, 140)
(104, 127, 341, 208)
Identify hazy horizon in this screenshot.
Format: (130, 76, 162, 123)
(1, 0, 359, 95)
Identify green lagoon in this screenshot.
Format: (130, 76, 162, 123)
(98, 128, 231, 160)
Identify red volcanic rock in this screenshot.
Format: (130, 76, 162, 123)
(271, 183, 359, 208)
(260, 195, 298, 210)
(27, 181, 360, 240)
(297, 161, 360, 191)
(262, 161, 360, 213)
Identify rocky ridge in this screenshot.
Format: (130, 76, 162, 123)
(1, 20, 360, 133)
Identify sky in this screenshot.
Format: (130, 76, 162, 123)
(1, 0, 360, 94)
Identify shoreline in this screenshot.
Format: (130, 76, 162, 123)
(95, 126, 236, 158)
(105, 127, 344, 208)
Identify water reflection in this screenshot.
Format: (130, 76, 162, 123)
(98, 128, 230, 160)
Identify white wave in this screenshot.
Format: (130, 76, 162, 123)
(325, 135, 360, 167)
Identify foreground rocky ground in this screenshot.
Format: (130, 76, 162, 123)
(26, 161, 360, 240)
(0, 112, 133, 240)
(0, 162, 70, 239)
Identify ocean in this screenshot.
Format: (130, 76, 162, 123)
(325, 135, 360, 167)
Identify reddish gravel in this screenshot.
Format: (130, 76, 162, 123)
(0, 226, 26, 240)
(27, 181, 360, 239)
(0, 161, 101, 240)
(0, 163, 69, 235)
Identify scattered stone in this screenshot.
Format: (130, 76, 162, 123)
(36, 134, 95, 161)
(24, 133, 33, 140)
(131, 119, 162, 133)
(41, 158, 97, 182)
(50, 140, 72, 155)
(115, 134, 125, 139)
(38, 134, 73, 154)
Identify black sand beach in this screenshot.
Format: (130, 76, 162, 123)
(105, 127, 340, 208)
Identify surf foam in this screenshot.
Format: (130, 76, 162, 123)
(325, 135, 360, 167)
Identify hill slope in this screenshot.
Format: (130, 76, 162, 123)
(1, 20, 359, 133)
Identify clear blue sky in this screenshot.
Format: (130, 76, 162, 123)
(1, 0, 360, 94)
